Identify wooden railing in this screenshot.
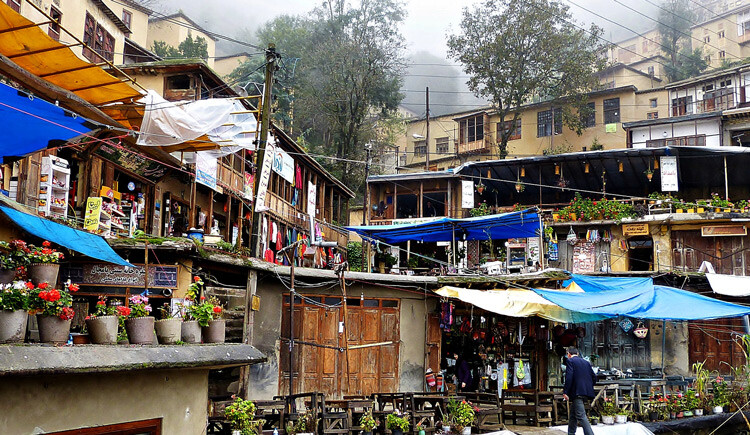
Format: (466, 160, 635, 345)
(218, 162, 244, 193)
(265, 191, 349, 249)
(457, 139, 488, 154)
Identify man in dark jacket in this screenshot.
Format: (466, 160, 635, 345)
(563, 347, 597, 435)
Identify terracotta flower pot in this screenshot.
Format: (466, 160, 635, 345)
(28, 263, 59, 286)
(202, 319, 226, 343)
(155, 318, 182, 344)
(125, 316, 155, 344)
(181, 320, 201, 343)
(0, 309, 27, 343)
(0, 269, 15, 284)
(37, 314, 71, 344)
(86, 315, 119, 344)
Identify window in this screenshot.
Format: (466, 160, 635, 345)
(647, 111, 659, 120)
(603, 98, 620, 124)
(647, 65, 655, 76)
(48, 6, 62, 41)
(718, 30, 726, 38)
(458, 115, 484, 144)
(649, 98, 658, 108)
(704, 36, 711, 43)
(82, 13, 115, 62)
(399, 154, 406, 166)
(6, 0, 20, 12)
(122, 9, 132, 29)
(537, 108, 562, 137)
(435, 137, 450, 154)
(166, 74, 191, 90)
(672, 96, 693, 116)
(581, 102, 596, 128)
(705, 55, 712, 63)
(719, 50, 726, 59)
(500, 118, 522, 140)
(414, 140, 426, 156)
(646, 135, 706, 147)
(720, 79, 732, 87)
(743, 20, 750, 36)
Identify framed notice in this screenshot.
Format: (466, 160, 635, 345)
(702, 225, 747, 237)
(572, 242, 596, 273)
(461, 180, 474, 208)
(660, 156, 678, 192)
(622, 223, 649, 237)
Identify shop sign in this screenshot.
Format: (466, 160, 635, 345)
(701, 225, 747, 237)
(62, 264, 179, 288)
(255, 136, 275, 212)
(96, 143, 168, 181)
(660, 156, 678, 192)
(461, 180, 474, 209)
(83, 197, 102, 232)
(272, 147, 294, 183)
(622, 223, 649, 236)
(195, 151, 218, 191)
(307, 181, 317, 217)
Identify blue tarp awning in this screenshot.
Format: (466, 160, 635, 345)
(534, 274, 750, 321)
(0, 205, 133, 267)
(345, 209, 540, 244)
(0, 82, 96, 164)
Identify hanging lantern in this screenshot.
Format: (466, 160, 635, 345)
(520, 167, 526, 177)
(618, 161, 624, 173)
(653, 158, 659, 169)
(554, 164, 560, 175)
(584, 162, 590, 173)
(487, 169, 491, 178)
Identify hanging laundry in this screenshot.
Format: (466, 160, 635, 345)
(261, 217, 268, 252)
(295, 164, 303, 190)
(263, 248, 275, 263)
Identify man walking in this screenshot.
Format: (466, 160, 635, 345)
(563, 347, 597, 435)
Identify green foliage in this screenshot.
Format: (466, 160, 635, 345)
(0, 281, 30, 311)
(151, 35, 209, 60)
(286, 413, 318, 434)
(557, 193, 635, 222)
(188, 296, 223, 327)
(543, 143, 574, 156)
(225, 397, 264, 435)
(658, 0, 708, 81)
(0, 239, 30, 271)
(710, 193, 732, 208)
(446, 399, 475, 430)
(92, 296, 116, 317)
(347, 241, 363, 272)
(375, 250, 398, 268)
(359, 411, 377, 432)
(447, 0, 606, 157)
(469, 202, 492, 217)
(598, 397, 618, 416)
(385, 412, 410, 432)
(590, 137, 603, 151)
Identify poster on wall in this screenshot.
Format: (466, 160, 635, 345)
(195, 151, 218, 191)
(527, 238, 540, 265)
(461, 180, 474, 208)
(243, 172, 254, 201)
(83, 197, 103, 232)
(272, 147, 295, 183)
(307, 181, 317, 217)
(660, 156, 678, 192)
(254, 136, 275, 212)
(572, 241, 596, 273)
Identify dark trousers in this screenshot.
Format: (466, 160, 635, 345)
(568, 397, 594, 435)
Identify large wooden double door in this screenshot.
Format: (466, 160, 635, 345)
(280, 295, 400, 397)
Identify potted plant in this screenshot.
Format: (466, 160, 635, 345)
(29, 280, 76, 343)
(644, 168, 654, 182)
(179, 276, 203, 343)
(0, 280, 30, 343)
(475, 181, 485, 194)
(124, 294, 154, 344)
(85, 295, 119, 344)
(154, 302, 182, 344)
(0, 240, 29, 284)
(615, 408, 628, 424)
(696, 200, 707, 214)
(225, 396, 265, 435)
(286, 413, 317, 435)
(710, 377, 729, 414)
(192, 295, 225, 343)
(446, 399, 475, 435)
(26, 241, 64, 286)
(385, 411, 410, 435)
(683, 390, 700, 417)
(359, 411, 377, 435)
(599, 398, 617, 425)
(375, 251, 397, 274)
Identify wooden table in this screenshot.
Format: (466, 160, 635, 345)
(324, 399, 374, 435)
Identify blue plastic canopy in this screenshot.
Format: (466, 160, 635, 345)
(0, 82, 96, 163)
(534, 274, 750, 320)
(345, 209, 540, 243)
(0, 205, 133, 267)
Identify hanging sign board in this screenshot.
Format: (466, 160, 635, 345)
(622, 223, 649, 237)
(254, 136, 275, 212)
(61, 264, 178, 288)
(701, 225, 747, 237)
(307, 181, 317, 217)
(461, 180, 475, 209)
(660, 156, 678, 192)
(243, 172, 254, 200)
(272, 147, 295, 183)
(83, 197, 103, 232)
(195, 151, 218, 192)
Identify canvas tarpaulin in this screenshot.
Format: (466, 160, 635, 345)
(0, 81, 96, 163)
(435, 286, 606, 323)
(0, 205, 133, 267)
(534, 274, 750, 321)
(345, 209, 540, 244)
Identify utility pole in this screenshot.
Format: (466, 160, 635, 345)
(425, 87, 430, 171)
(251, 44, 278, 258)
(362, 143, 372, 272)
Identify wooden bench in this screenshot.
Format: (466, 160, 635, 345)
(500, 390, 553, 427)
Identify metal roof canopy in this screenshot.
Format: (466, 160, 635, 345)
(456, 146, 750, 205)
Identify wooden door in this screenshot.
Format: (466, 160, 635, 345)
(279, 303, 304, 395)
(360, 308, 381, 396)
(688, 319, 746, 373)
(320, 307, 339, 396)
(426, 314, 442, 373)
(379, 309, 400, 393)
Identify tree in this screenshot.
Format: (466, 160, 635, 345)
(447, 0, 606, 158)
(151, 35, 209, 60)
(658, 0, 705, 81)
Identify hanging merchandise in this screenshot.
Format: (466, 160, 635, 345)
(567, 226, 578, 245)
(440, 301, 454, 331)
(619, 318, 634, 333)
(602, 229, 612, 242)
(436, 372, 444, 391)
(633, 321, 649, 338)
(425, 369, 437, 387)
(586, 229, 600, 243)
(619, 239, 629, 251)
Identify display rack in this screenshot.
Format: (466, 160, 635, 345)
(38, 155, 70, 219)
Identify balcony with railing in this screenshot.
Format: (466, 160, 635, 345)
(265, 191, 348, 249)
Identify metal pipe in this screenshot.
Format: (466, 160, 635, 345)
(661, 320, 667, 379)
(724, 155, 729, 201)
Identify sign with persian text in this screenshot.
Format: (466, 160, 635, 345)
(255, 136, 275, 212)
(62, 264, 178, 288)
(461, 180, 474, 208)
(622, 223, 649, 237)
(701, 225, 747, 237)
(660, 156, 678, 192)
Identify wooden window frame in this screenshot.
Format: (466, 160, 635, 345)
(82, 13, 115, 63)
(603, 97, 620, 124)
(6, 0, 20, 12)
(500, 118, 522, 140)
(122, 9, 132, 30)
(435, 136, 450, 154)
(48, 6, 62, 41)
(459, 115, 484, 144)
(48, 418, 162, 435)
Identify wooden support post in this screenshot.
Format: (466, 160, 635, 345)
(340, 273, 352, 394)
(189, 173, 197, 229)
(239, 269, 258, 398)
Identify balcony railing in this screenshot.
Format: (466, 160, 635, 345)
(457, 139, 488, 154)
(266, 191, 348, 249)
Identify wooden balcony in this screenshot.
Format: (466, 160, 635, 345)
(217, 162, 244, 193)
(457, 139, 488, 155)
(266, 191, 349, 249)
